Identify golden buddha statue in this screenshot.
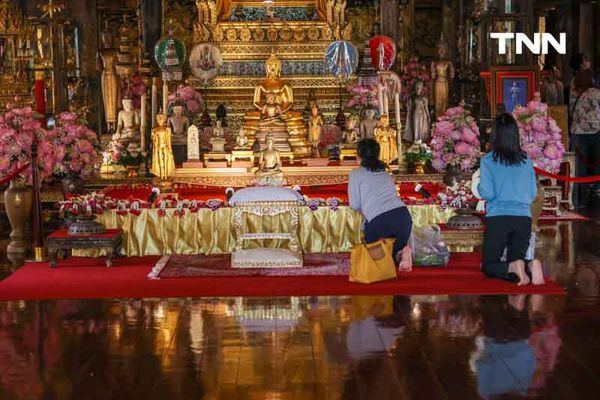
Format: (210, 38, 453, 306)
(431, 35, 455, 118)
(374, 115, 398, 166)
(255, 135, 285, 186)
(243, 53, 310, 158)
(151, 113, 176, 180)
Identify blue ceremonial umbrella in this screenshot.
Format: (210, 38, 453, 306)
(325, 41, 359, 81)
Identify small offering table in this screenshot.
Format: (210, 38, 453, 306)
(47, 229, 122, 268)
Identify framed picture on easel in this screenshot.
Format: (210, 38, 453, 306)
(490, 66, 539, 117)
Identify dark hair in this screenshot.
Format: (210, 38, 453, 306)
(574, 69, 595, 93)
(570, 53, 586, 72)
(357, 139, 386, 172)
(490, 113, 527, 166)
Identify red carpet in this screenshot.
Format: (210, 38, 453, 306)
(539, 210, 590, 222)
(0, 253, 564, 300)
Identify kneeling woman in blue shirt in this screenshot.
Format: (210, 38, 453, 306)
(348, 139, 413, 271)
(478, 113, 545, 286)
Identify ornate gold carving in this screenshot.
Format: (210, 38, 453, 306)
(307, 26, 320, 41)
(213, 25, 224, 41)
(240, 27, 252, 42)
(267, 27, 278, 41)
(226, 28, 238, 41)
(293, 27, 306, 41)
(280, 26, 293, 41)
(253, 28, 265, 41)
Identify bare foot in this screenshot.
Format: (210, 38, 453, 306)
(508, 294, 527, 312)
(398, 246, 413, 272)
(530, 259, 545, 285)
(508, 260, 530, 286)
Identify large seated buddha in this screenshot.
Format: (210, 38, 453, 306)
(243, 53, 311, 158)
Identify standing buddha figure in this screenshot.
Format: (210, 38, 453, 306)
(431, 35, 455, 118)
(151, 113, 176, 180)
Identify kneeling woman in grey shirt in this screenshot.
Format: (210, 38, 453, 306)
(348, 139, 413, 271)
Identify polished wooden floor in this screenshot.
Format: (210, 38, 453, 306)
(0, 211, 599, 399)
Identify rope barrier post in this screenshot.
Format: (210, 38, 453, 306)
(30, 136, 45, 262)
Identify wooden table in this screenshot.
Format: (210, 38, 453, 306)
(47, 229, 123, 268)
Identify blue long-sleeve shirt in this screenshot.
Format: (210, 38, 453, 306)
(478, 152, 537, 217)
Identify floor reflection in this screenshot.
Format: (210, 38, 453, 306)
(0, 218, 599, 399)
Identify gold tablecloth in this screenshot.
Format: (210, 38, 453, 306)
(90, 205, 454, 256)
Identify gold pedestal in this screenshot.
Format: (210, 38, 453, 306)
(340, 148, 358, 162)
(230, 150, 256, 165)
(204, 152, 231, 165)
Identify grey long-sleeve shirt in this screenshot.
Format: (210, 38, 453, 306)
(348, 166, 406, 223)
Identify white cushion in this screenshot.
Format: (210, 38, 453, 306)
(229, 186, 303, 205)
(231, 248, 303, 268)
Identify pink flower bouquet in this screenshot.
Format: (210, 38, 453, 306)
(512, 94, 565, 173)
(46, 112, 101, 179)
(431, 106, 482, 172)
(0, 104, 53, 185)
(168, 85, 203, 114)
(345, 83, 379, 115)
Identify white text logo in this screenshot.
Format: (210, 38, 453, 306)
(490, 33, 567, 55)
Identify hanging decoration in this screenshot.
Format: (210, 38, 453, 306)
(325, 41, 359, 81)
(189, 43, 222, 84)
(369, 35, 396, 71)
(154, 32, 186, 82)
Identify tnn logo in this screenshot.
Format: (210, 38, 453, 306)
(490, 33, 567, 55)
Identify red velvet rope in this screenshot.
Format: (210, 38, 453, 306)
(534, 167, 600, 183)
(0, 163, 30, 186)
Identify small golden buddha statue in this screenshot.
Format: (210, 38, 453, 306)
(308, 104, 323, 148)
(256, 135, 285, 186)
(151, 113, 176, 180)
(431, 35, 455, 117)
(374, 115, 398, 166)
(243, 53, 310, 157)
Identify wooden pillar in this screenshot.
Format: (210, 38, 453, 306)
(141, 0, 163, 55)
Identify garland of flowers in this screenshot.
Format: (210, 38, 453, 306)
(431, 106, 482, 172)
(438, 180, 477, 210)
(512, 94, 565, 173)
(400, 57, 431, 102)
(46, 112, 101, 179)
(0, 104, 54, 185)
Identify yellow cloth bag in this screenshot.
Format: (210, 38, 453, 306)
(349, 238, 398, 284)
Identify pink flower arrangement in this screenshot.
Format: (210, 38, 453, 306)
(168, 85, 203, 114)
(345, 83, 378, 114)
(431, 106, 482, 172)
(319, 124, 342, 149)
(46, 112, 101, 179)
(512, 94, 565, 173)
(400, 57, 431, 101)
(0, 104, 53, 185)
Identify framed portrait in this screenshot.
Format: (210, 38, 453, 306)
(490, 67, 539, 117)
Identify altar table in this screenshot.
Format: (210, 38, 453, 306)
(89, 205, 455, 257)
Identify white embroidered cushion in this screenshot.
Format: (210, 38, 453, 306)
(229, 186, 303, 205)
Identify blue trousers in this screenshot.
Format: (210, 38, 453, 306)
(364, 207, 413, 263)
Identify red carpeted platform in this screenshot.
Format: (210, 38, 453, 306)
(0, 253, 564, 300)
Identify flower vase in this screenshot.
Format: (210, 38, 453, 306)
(443, 165, 466, 186)
(414, 160, 426, 175)
(61, 174, 84, 195)
(4, 179, 32, 254)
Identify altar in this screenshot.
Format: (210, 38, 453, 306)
(90, 205, 455, 257)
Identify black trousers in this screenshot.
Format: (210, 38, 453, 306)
(364, 207, 413, 263)
(482, 216, 532, 282)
